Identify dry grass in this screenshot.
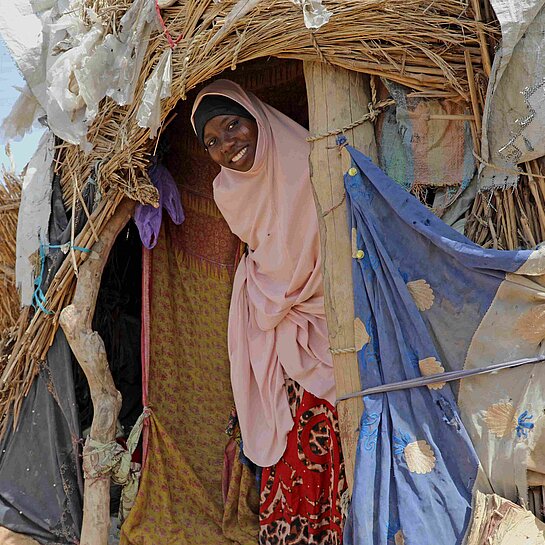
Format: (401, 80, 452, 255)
(0, 166, 21, 333)
(466, 160, 545, 249)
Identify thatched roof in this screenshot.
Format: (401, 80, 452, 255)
(0, 0, 497, 429)
(57, 0, 494, 205)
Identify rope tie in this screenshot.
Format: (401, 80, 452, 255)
(330, 346, 357, 355)
(231, 27, 247, 70)
(366, 101, 380, 122)
(306, 98, 395, 143)
(82, 408, 151, 521)
(322, 193, 346, 218)
(370, 74, 378, 107)
(155, 0, 184, 49)
(473, 150, 545, 181)
(179, 37, 197, 100)
(32, 243, 91, 315)
(309, 32, 329, 65)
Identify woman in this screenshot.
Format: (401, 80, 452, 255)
(191, 80, 346, 544)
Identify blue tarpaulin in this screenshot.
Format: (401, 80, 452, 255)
(343, 145, 545, 545)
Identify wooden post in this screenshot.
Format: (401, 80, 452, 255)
(60, 198, 134, 545)
(304, 62, 378, 492)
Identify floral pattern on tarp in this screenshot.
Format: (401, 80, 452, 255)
(343, 147, 481, 545)
(259, 379, 346, 545)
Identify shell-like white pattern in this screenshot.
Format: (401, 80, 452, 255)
(406, 279, 435, 311)
(483, 402, 517, 438)
(404, 440, 436, 474)
(351, 227, 358, 258)
(516, 304, 545, 344)
(354, 317, 370, 351)
(418, 357, 446, 390)
(394, 531, 405, 545)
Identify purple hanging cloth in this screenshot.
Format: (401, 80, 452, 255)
(134, 163, 185, 249)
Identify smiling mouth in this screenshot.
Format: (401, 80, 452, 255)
(231, 146, 248, 164)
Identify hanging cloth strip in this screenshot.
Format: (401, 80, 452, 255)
(82, 407, 150, 522)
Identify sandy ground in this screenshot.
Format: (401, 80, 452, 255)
(0, 517, 121, 544)
(0, 527, 39, 545)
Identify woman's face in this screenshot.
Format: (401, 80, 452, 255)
(203, 114, 258, 172)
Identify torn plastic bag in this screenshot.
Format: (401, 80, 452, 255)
(137, 48, 172, 138)
(73, 35, 122, 123)
(0, 84, 45, 142)
(1, 0, 156, 150)
(15, 131, 55, 307)
(106, 0, 157, 106)
(47, 9, 105, 114)
(291, 0, 332, 29)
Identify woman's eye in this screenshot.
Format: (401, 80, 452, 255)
(207, 138, 216, 147)
(228, 120, 239, 130)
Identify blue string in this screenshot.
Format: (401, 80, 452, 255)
(32, 242, 91, 315)
(32, 242, 52, 314)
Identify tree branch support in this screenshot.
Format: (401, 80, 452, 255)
(60, 198, 135, 545)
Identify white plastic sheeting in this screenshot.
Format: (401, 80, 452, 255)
(137, 48, 172, 139)
(47, 9, 105, 119)
(0, 0, 156, 151)
(292, 0, 331, 29)
(480, 0, 545, 190)
(105, 0, 156, 106)
(0, 1, 93, 149)
(291, 0, 331, 29)
(0, 84, 45, 142)
(15, 131, 55, 306)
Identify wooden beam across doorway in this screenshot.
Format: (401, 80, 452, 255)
(304, 62, 378, 492)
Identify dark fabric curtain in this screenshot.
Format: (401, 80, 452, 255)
(0, 330, 83, 544)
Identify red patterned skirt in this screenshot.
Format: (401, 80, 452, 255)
(259, 379, 346, 545)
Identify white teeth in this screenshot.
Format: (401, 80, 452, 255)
(231, 146, 247, 163)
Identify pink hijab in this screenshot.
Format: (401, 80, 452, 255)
(191, 80, 335, 466)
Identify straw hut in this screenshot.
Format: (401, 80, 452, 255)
(1, 0, 544, 544)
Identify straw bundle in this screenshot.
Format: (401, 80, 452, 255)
(466, 163, 545, 250)
(0, 191, 123, 433)
(461, 5, 545, 250)
(0, 0, 497, 430)
(0, 165, 21, 333)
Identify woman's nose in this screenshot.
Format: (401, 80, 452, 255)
(220, 135, 236, 153)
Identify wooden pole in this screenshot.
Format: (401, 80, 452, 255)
(304, 62, 378, 492)
(59, 198, 134, 545)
